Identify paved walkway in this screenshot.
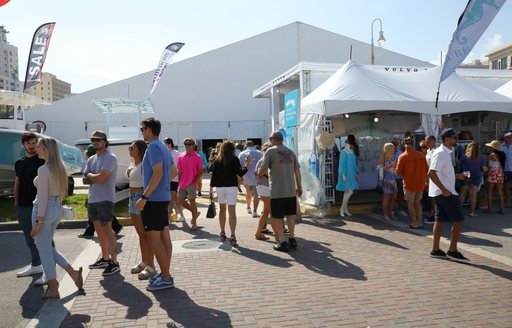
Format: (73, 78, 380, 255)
(21, 194, 509, 328)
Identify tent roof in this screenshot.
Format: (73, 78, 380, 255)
(496, 79, 512, 98)
(301, 60, 512, 116)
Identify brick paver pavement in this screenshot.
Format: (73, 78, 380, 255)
(61, 199, 512, 328)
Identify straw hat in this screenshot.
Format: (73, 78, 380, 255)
(485, 140, 501, 151)
(316, 131, 335, 150)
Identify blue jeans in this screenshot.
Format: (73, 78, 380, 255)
(32, 196, 70, 280)
(16, 205, 41, 266)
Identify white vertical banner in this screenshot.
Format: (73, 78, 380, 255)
(148, 42, 185, 98)
(439, 0, 506, 83)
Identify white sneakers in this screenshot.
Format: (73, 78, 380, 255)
(34, 273, 48, 286)
(252, 212, 259, 218)
(16, 264, 43, 277)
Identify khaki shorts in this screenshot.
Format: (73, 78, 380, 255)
(177, 184, 197, 200)
(404, 189, 423, 202)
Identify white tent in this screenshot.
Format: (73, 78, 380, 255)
(301, 60, 512, 116)
(496, 79, 512, 98)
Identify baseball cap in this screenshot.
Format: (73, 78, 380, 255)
(269, 131, 283, 141)
(90, 130, 107, 140)
(504, 131, 512, 138)
(439, 128, 457, 141)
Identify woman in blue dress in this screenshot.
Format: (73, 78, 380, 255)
(336, 135, 359, 217)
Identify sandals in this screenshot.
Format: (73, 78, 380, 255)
(261, 228, 272, 235)
(138, 266, 157, 280)
(41, 288, 60, 299)
(74, 267, 84, 290)
(130, 262, 146, 274)
(219, 231, 227, 242)
(255, 234, 269, 241)
(230, 235, 239, 248)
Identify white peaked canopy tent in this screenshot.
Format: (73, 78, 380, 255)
(496, 79, 512, 98)
(301, 60, 512, 116)
(298, 60, 512, 206)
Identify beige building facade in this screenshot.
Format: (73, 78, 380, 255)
(0, 26, 20, 91)
(486, 43, 512, 70)
(25, 72, 71, 102)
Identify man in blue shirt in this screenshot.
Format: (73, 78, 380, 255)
(136, 117, 177, 291)
(501, 131, 512, 208)
(239, 140, 263, 217)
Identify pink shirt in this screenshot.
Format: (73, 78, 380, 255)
(177, 152, 203, 189)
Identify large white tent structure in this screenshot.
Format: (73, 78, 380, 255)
(26, 22, 431, 148)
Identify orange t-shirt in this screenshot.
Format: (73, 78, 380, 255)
(396, 147, 428, 192)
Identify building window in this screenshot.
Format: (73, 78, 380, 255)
(492, 60, 498, 69)
(500, 57, 507, 70)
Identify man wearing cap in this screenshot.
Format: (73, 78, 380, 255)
(396, 137, 429, 229)
(428, 128, 469, 263)
(239, 140, 263, 218)
(84, 131, 121, 275)
(257, 131, 302, 252)
(501, 131, 512, 208)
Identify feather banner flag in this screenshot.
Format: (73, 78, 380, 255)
(148, 42, 185, 98)
(23, 22, 56, 91)
(439, 0, 506, 83)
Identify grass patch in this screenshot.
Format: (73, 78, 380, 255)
(1, 194, 130, 222)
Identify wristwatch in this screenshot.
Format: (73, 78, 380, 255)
(141, 195, 149, 200)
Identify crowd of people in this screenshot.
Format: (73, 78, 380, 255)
(338, 128, 512, 262)
(14, 118, 302, 297)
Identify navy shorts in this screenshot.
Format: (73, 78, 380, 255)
(505, 171, 512, 183)
(142, 201, 170, 231)
(88, 201, 114, 222)
(170, 181, 179, 192)
(270, 197, 297, 219)
(434, 195, 465, 222)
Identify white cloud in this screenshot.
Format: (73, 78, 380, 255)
(484, 34, 503, 53)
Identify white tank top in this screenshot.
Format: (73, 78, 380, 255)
(127, 163, 143, 188)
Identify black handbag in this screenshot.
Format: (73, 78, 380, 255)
(206, 196, 216, 218)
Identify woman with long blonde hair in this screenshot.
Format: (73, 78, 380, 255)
(459, 142, 487, 216)
(30, 137, 83, 299)
(379, 143, 398, 220)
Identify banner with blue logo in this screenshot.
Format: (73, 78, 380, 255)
(284, 89, 299, 129)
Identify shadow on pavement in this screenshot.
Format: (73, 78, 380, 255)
(19, 279, 45, 319)
(288, 238, 367, 280)
(99, 274, 152, 319)
(236, 246, 293, 268)
(62, 314, 91, 327)
(465, 263, 512, 281)
(0, 231, 31, 273)
(302, 218, 409, 250)
(152, 287, 232, 328)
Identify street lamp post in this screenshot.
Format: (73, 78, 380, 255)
(371, 18, 386, 65)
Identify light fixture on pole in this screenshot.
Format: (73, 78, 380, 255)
(371, 18, 386, 65)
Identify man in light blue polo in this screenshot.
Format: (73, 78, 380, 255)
(136, 117, 176, 291)
(239, 140, 263, 217)
(501, 131, 512, 208)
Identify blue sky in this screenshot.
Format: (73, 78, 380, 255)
(2, 0, 511, 93)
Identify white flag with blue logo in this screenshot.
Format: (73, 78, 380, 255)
(439, 0, 506, 82)
(149, 42, 185, 98)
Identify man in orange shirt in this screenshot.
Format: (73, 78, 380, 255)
(396, 137, 429, 229)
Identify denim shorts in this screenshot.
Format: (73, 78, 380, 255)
(460, 175, 481, 187)
(88, 201, 114, 222)
(129, 191, 143, 215)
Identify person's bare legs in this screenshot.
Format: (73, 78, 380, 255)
(497, 183, 505, 214)
(286, 215, 296, 238)
(218, 203, 227, 236)
(487, 182, 495, 213)
(252, 190, 260, 214)
(93, 221, 110, 261)
(407, 199, 417, 226)
(432, 220, 444, 251)
(256, 197, 270, 237)
(448, 221, 463, 252)
(178, 196, 199, 225)
(132, 214, 154, 269)
(172, 191, 184, 218)
(414, 194, 422, 227)
(382, 194, 391, 220)
(469, 185, 478, 214)
(228, 204, 237, 236)
(103, 222, 117, 263)
(146, 229, 171, 280)
(272, 217, 285, 243)
(245, 186, 253, 212)
(459, 185, 468, 206)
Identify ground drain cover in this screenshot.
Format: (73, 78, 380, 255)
(181, 240, 220, 250)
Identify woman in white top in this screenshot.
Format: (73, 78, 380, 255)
(30, 137, 83, 299)
(126, 140, 156, 280)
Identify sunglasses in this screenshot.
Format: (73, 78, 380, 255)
(420, 145, 427, 149)
(140, 127, 147, 133)
(184, 143, 193, 146)
(128, 146, 137, 151)
(90, 138, 104, 142)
